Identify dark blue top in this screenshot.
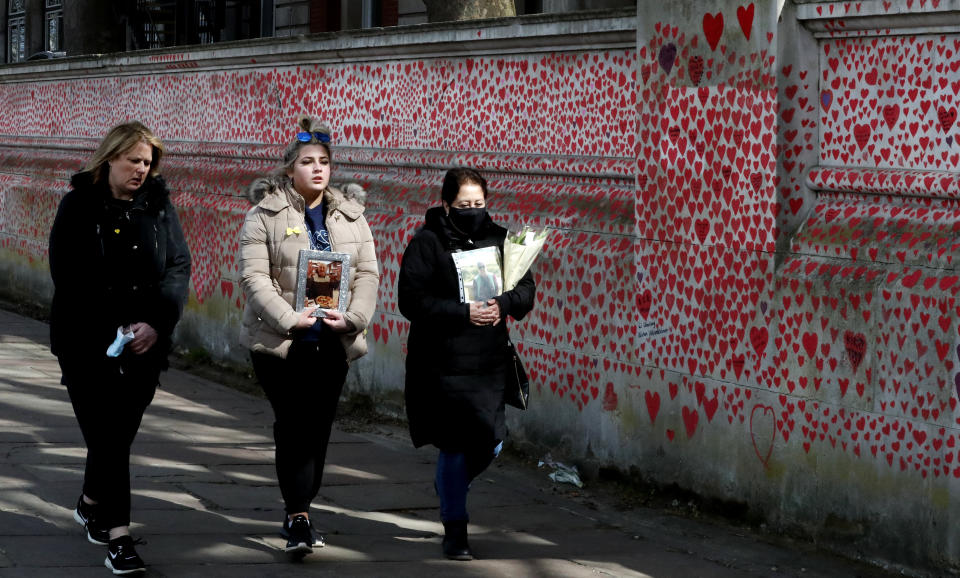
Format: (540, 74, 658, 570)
(301, 200, 331, 342)
(304, 201, 331, 252)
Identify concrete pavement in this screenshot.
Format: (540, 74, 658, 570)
(0, 308, 901, 577)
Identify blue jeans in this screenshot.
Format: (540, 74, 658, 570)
(436, 442, 502, 522)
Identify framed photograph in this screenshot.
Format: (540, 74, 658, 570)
(294, 250, 351, 318)
(451, 246, 502, 304)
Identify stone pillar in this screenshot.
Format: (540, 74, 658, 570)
(275, 0, 309, 36)
(635, 0, 782, 508)
(25, 0, 44, 57)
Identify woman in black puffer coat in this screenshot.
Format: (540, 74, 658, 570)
(399, 167, 536, 561)
(49, 121, 191, 575)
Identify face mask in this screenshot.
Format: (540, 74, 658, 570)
(449, 207, 487, 235)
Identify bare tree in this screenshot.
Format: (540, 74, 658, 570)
(423, 0, 516, 22)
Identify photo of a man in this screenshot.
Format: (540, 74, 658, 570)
(304, 259, 342, 310)
(472, 261, 499, 302)
(450, 245, 502, 304)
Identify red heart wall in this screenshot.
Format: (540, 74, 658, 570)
(638, 0, 959, 570)
(0, 3, 958, 569)
(0, 20, 639, 441)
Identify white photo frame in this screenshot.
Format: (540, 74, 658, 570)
(451, 246, 503, 304)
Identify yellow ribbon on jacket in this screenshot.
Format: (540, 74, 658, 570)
(285, 227, 301, 236)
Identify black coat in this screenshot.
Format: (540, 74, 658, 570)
(399, 207, 536, 451)
(49, 172, 191, 380)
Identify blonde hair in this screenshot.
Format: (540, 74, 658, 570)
(279, 115, 333, 174)
(83, 121, 164, 183)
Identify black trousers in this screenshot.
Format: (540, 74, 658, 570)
(251, 335, 348, 515)
(61, 356, 158, 530)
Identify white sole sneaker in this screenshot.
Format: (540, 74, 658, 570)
(284, 541, 313, 554)
(74, 508, 109, 546)
(105, 557, 146, 575)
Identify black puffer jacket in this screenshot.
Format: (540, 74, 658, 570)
(49, 172, 191, 378)
(399, 207, 536, 451)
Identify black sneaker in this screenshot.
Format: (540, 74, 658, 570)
(73, 495, 109, 546)
(279, 515, 325, 548)
(283, 514, 314, 554)
(104, 535, 145, 575)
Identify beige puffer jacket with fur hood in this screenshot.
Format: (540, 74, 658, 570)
(238, 176, 379, 361)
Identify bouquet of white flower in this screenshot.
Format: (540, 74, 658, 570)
(502, 225, 549, 292)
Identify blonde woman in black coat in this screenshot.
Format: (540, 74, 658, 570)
(399, 168, 535, 560)
(49, 121, 191, 575)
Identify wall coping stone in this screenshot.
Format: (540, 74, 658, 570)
(806, 166, 960, 199)
(796, 0, 960, 36)
(0, 137, 636, 181)
(0, 8, 636, 82)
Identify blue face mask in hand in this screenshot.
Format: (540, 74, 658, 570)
(449, 207, 486, 236)
(106, 326, 135, 357)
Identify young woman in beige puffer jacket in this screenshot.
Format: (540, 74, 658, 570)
(238, 115, 379, 557)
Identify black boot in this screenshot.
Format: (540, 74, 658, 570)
(442, 520, 473, 561)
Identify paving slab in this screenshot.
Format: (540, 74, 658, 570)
(0, 425, 85, 443)
(0, 535, 112, 568)
(0, 309, 905, 577)
(124, 442, 276, 466)
(0, 509, 72, 536)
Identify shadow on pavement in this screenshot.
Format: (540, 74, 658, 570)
(0, 308, 905, 577)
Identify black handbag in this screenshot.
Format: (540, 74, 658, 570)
(504, 341, 530, 410)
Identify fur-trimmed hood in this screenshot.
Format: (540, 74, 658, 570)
(238, 173, 379, 362)
(246, 174, 367, 210)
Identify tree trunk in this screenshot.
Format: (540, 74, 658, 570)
(423, 0, 516, 23)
